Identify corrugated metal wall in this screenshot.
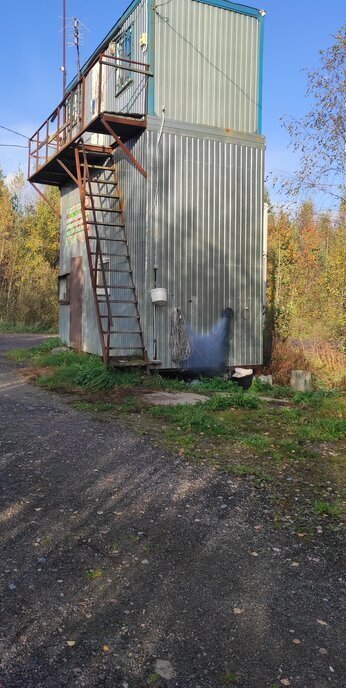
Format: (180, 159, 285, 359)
(59, 183, 102, 355)
(153, 0, 259, 133)
(59, 120, 264, 367)
(145, 121, 264, 367)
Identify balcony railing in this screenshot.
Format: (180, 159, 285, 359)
(28, 51, 152, 179)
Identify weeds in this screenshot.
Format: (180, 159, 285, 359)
(313, 500, 342, 517)
(85, 568, 103, 580)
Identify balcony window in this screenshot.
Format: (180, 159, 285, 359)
(114, 27, 133, 95)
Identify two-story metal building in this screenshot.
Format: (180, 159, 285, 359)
(28, 0, 266, 369)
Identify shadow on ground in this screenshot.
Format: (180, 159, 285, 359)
(0, 350, 344, 688)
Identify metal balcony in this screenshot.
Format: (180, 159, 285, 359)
(28, 51, 151, 186)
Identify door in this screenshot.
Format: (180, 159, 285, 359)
(70, 257, 83, 350)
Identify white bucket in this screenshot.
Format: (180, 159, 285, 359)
(151, 287, 168, 306)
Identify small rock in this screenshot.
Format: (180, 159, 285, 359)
(319, 647, 328, 656)
(37, 557, 47, 565)
(141, 559, 149, 565)
(8, 582, 16, 590)
(51, 346, 70, 354)
(258, 374, 273, 386)
(155, 659, 175, 680)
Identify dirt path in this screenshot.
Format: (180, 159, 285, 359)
(0, 341, 344, 687)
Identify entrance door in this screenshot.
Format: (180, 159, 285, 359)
(70, 257, 83, 350)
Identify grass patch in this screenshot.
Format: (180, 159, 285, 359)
(85, 568, 103, 581)
(6, 337, 62, 362)
(0, 320, 57, 334)
(8, 339, 346, 533)
(222, 673, 240, 684)
(313, 500, 342, 517)
(148, 673, 160, 684)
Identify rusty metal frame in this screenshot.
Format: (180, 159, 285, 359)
(29, 182, 61, 220)
(100, 116, 147, 178)
(28, 51, 151, 181)
(74, 142, 115, 365)
(57, 159, 79, 186)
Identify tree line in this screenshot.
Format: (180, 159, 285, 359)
(0, 169, 59, 330)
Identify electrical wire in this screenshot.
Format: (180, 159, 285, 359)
(0, 144, 28, 148)
(0, 125, 28, 140)
(170, 307, 191, 362)
(148, 106, 165, 274)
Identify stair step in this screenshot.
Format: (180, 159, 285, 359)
(88, 180, 117, 186)
(94, 268, 132, 273)
(103, 330, 142, 335)
(109, 346, 145, 350)
(100, 314, 140, 319)
(87, 220, 125, 227)
(85, 192, 119, 198)
(88, 236, 126, 242)
(90, 252, 129, 257)
(86, 207, 122, 213)
(98, 299, 137, 304)
(104, 285, 134, 290)
(82, 164, 115, 171)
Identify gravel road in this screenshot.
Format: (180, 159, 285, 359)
(0, 336, 344, 687)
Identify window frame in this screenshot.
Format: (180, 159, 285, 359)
(58, 273, 70, 305)
(114, 26, 133, 96)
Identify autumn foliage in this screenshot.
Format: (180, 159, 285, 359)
(0, 169, 59, 329)
(265, 199, 345, 386)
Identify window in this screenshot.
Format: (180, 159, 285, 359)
(96, 258, 110, 297)
(114, 27, 133, 95)
(58, 273, 70, 304)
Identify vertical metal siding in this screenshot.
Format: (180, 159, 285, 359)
(59, 124, 264, 367)
(154, 0, 259, 133)
(146, 124, 264, 367)
(59, 183, 102, 355)
(112, 133, 149, 355)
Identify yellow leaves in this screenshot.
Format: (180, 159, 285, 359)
(102, 645, 110, 652)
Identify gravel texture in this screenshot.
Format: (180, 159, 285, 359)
(0, 336, 344, 688)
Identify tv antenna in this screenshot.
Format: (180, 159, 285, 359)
(67, 16, 90, 82)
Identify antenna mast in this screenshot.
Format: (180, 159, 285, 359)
(62, 0, 66, 96)
(74, 17, 81, 81)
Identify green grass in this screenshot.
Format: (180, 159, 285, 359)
(148, 673, 160, 684)
(0, 320, 57, 334)
(6, 337, 62, 362)
(313, 500, 342, 517)
(7, 339, 345, 532)
(85, 568, 103, 581)
(222, 673, 240, 684)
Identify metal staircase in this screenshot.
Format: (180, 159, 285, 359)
(74, 140, 147, 365)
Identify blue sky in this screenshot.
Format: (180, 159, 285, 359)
(0, 0, 343, 207)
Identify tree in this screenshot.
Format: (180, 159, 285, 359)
(279, 26, 345, 205)
(0, 166, 60, 328)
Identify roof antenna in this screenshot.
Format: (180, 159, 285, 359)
(61, 0, 66, 97)
(73, 17, 81, 81)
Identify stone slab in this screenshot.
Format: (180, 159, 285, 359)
(142, 391, 209, 406)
